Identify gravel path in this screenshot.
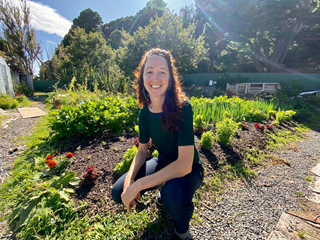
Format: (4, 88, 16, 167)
(191, 130, 320, 240)
(0, 102, 47, 238)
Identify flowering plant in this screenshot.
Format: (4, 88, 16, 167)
(80, 166, 98, 186)
(66, 152, 73, 158)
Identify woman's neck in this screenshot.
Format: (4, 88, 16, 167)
(148, 96, 165, 113)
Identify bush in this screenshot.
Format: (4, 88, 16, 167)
(49, 96, 140, 138)
(114, 146, 138, 175)
(199, 131, 214, 149)
(275, 111, 286, 124)
(244, 109, 265, 122)
(215, 117, 238, 145)
(14, 81, 34, 97)
(275, 79, 306, 102)
(284, 110, 296, 121)
(0, 93, 19, 110)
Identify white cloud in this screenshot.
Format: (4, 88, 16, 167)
(9, 0, 72, 37)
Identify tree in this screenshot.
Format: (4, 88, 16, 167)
(62, 8, 103, 47)
(0, 0, 41, 75)
(102, 0, 168, 42)
(196, 0, 320, 72)
(117, 12, 208, 76)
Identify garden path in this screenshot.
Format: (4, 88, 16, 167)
(188, 130, 320, 240)
(0, 101, 47, 239)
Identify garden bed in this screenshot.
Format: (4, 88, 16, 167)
(60, 120, 298, 217)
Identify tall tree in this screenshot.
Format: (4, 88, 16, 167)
(62, 8, 103, 47)
(117, 12, 208, 76)
(102, 0, 168, 42)
(0, 0, 41, 75)
(196, 0, 320, 72)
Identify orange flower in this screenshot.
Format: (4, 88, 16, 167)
(48, 160, 56, 168)
(46, 155, 54, 164)
(66, 152, 73, 158)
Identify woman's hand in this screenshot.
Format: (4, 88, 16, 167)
(121, 180, 141, 211)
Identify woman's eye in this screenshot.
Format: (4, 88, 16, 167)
(161, 72, 166, 74)
(146, 71, 152, 74)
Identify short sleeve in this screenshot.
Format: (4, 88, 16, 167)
(138, 108, 150, 144)
(178, 101, 194, 146)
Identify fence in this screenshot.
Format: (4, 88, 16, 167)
(182, 73, 320, 91)
(34, 80, 59, 92)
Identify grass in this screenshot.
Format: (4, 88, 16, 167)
(306, 176, 312, 182)
(267, 130, 303, 150)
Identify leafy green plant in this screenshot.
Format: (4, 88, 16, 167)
(14, 81, 34, 97)
(244, 109, 265, 122)
(284, 110, 296, 121)
(9, 171, 77, 231)
(215, 117, 238, 145)
(276, 110, 287, 124)
(267, 110, 276, 120)
(114, 146, 138, 175)
(194, 115, 205, 128)
(134, 125, 139, 135)
(199, 131, 214, 149)
(0, 93, 19, 110)
(49, 96, 140, 138)
(152, 150, 159, 158)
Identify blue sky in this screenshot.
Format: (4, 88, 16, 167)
(9, 0, 195, 74)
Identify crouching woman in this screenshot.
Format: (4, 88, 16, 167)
(112, 48, 204, 240)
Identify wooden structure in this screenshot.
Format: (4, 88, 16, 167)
(226, 83, 279, 95)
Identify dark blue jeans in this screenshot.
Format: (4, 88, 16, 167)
(112, 158, 204, 234)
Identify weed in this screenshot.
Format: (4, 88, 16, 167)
(305, 176, 312, 182)
(297, 229, 306, 239)
(297, 191, 304, 196)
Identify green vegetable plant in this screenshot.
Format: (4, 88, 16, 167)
(276, 110, 287, 124)
(9, 171, 78, 231)
(215, 116, 239, 145)
(199, 131, 214, 149)
(114, 146, 138, 175)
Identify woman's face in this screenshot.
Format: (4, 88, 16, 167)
(143, 55, 170, 99)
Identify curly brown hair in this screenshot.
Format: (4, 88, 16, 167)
(134, 48, 188, 132)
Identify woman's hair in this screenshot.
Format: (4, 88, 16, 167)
(134, 48, 187, 132)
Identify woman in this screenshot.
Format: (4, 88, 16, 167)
(112, 48, 204, 240)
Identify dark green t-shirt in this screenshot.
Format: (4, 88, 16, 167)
(139, 100, 204, 172)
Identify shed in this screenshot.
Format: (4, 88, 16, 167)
(0, 56, 14, 97)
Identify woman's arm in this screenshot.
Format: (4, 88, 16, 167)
(122, 145, 194, 210)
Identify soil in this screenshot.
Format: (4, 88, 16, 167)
(60, 120, 298, 217)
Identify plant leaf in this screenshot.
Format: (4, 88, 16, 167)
(58, 190, 69, 201)
(69, 176, 81, 186)
(50, 171, 76, 189)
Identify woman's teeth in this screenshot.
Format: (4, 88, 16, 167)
(151, 85, 161, 89)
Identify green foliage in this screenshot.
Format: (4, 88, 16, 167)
(275, 110, 296, 124)
(215, 117, 238, 145)
(118, 12, 208, 76)
(199, 131, 214, 149)
(134, 125, 140, 135)
(152, 149, 159, 158)
(267, 110, 276, 120)
(14, 81, 34, 97)
(244, 109, 265, 122)
(194, 115, 205, 128)
(0, 0, 41, 74)
(0, 93, 19, 110)
(49, 96, 140, 138)
(114, 146, 138, 175)
(275, 79, 306, 102)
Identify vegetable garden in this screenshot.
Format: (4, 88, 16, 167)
(0, 89, 317, 239)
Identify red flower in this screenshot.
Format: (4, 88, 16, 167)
(259, 125, 265, 131)
(266, 124, 273, 130)
(254, 123, 260, 128)
(56, 106, 61, 109)
(66, 152, 73, 158)
(46, 155, 54, 164)
(48, 160, 57, 168)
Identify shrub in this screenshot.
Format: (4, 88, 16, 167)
(199, 131, 214, 149)
(215, 117, 239, 145)
(49, 96, 140, 138)
(114, 146, 138, 175)
(14, 81, 34, 97)
(276, 110, 287, 124)
(244, 109, 265, 122)
(0, 93, 19, 110)
(284, 110, 296, 121)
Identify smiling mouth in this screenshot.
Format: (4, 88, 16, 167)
(151, 85, 161, 89)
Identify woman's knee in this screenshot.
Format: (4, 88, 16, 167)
(111, 185, 123, 204)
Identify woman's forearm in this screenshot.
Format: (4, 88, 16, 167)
(125, 150, 147, 182)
